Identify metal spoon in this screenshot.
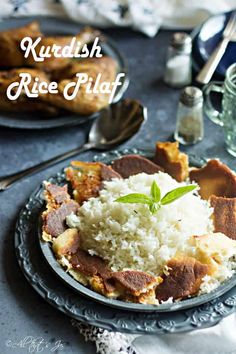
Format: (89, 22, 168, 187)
(0, 99, 147, 191)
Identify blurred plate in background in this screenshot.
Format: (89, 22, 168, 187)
(192, 10, 236, 80)
(0, 17, 129, 130)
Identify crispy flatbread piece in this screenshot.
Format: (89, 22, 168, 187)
(155, 256, 209, 301)
(154, 141, 189, 182)
(65, 160, 121, 204)
(112, 154, 163, 178)
(42, 182, 79, 241)
(210, 196, 236, 240)
(190, 160, 236, 200)
(107, 270, 161, 297)
(53, 228, 80, 257)
(192, 232, 236, 264)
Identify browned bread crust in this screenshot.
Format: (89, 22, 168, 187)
(210, 196, 236, 240)
(45, 183, 71, 206)
(155, 256, 209, 301)
(107, 270, 160, 297)
(190, 159, 236, 200)
(42, 182, 79, 240)
(112, 154, 163, 178)
(154, 141, 189, 182)
(65, 160, 121, 204)
(42, 200, 78, 238)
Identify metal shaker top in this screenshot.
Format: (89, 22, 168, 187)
(170, 32, 192, 53)
(180, 86, 203, 107)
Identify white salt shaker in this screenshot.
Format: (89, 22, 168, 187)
(164, 33, 192, 88)
(174, 86, 204, 145)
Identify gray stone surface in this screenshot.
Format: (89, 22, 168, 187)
(0, 27, 234, 354)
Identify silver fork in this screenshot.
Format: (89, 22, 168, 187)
(196, 12, 236, 84)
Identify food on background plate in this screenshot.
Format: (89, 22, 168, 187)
(43, 57, 118, 115)
(0, 22, 118, 116)
(0, 23, 100, 70)
(0, 68, 60, 116)
(41, 142, 236, 305)
(0, 22, 42, 67)
(20, 27, 101, 71)
(0, 93, 59, 116)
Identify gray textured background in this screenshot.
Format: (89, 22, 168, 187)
(0, 26, 235, 354)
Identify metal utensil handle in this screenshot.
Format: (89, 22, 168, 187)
(196, 38, 229, 84)
(0, 142, 93, 191)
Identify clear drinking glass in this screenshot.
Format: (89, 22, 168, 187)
(203, 63, 236, 156)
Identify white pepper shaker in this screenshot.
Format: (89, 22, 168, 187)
(174, 86, 204, 145)
(164, 33, 192, 88)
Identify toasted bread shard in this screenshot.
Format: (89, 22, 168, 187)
(192, 232, 236, 265)
(44, 182, 71, 208)
(42, 182, 79, 241)
(189, 159, 236, 200)
(210, 196, 236, 240)
(136, 288, 160, 305)
(155, 256, 209, 301)
(68, 249, 161, 302)
(154, 141, 189, 182)
(69, 250, 117, 297)
(70, 250, 111, 278)
(52, 228, 80, 258)
(65, 161, 121, 204)
(42, 200, 78, 240)
(107, 270, 162, 297)
(112, 154, 163, 178)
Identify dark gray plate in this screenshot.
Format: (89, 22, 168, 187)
(39, 150, 236, 312)
(0, 17, 129, 129)
(15, 149, 236, 333)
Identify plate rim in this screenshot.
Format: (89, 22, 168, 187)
(14, 148, 236, 333)
(23, 148, 236, 312)
(191, 10, 235, 78)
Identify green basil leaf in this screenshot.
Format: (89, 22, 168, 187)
(151, 181, 161, 202)
(115, 194, 152, 204)
(149, 203, 161, 214)
(161, 185, 197, 205)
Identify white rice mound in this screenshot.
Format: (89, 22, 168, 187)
(67, 172, 214, 275)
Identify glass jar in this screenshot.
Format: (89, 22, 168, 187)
(164, 33, 192, 88)
(174, 86, 204, 145)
